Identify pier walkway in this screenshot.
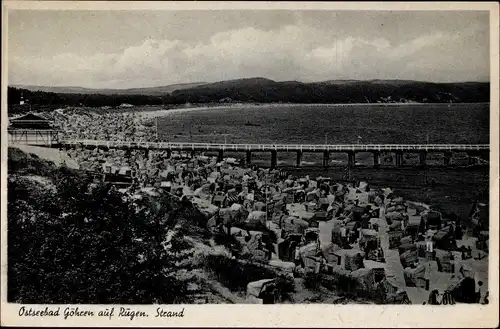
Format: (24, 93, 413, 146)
(57, 139, 488, 153)
(8, 136, 489, 168)
(57, 140, 489, 168)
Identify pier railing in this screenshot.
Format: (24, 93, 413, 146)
(58, 139, 489, 152)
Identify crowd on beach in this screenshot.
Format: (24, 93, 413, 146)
(39, 108, 490, 305)
(45, 108, 157, 142)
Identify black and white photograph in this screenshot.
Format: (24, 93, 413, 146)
(1, 1, 499, 327)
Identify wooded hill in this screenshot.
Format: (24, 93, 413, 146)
(9, 78, 489, 109)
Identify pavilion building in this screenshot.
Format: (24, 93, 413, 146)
(7, 113, 62, 146)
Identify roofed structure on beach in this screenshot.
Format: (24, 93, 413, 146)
(8, 113, 62, 146)
(8, 113, 54, 130)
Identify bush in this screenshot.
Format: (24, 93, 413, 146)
(8, 159, 199, 304)
(8, 147, 57, 177)
(213, 230, 242, 255)
(274, 274, 296, 302)
(203, 254, 275, 292)
(304, 271, 385, 303)
(303, 272, 322, 291)
(334, 273, 362, 297)
(170, 197, 211, 240)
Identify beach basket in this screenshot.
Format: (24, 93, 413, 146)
(400, 250, 418, 268)
(398, 243, 416, 255)
(344, 250, 365, 271)
(435, 249, 453, 272)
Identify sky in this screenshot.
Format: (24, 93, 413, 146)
(7, 10, 490, 89)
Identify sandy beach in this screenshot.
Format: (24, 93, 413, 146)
(135, 102, 481, 119)
(137, 105, 249, 119)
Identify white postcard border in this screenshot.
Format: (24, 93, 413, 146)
(1, 1, 498, 327)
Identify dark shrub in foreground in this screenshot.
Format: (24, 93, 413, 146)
(305, 271, 386, 303)
(8, 153, 201, 304)
(203, 254, 276, 291)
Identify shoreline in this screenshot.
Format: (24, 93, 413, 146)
(137, 102, 489, 119)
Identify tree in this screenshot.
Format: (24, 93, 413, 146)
(8, 162, 199, 304)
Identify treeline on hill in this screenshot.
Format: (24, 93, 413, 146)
(170, 78, 490, 104)
(7, 148, 209, 304)
(8, 79, 490, 110)
(8, 87, 166, 110)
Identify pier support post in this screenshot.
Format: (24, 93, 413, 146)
(271, 150, 278, 169)
(190, 150, 196, 158)
(373, 151, 381, 168)
(246, 150, 252, 166)
(217, 149, 224, 163)
(395, 151, 404, 167)
(166, 149, 172, 159)
(347, 151, 356, 168)
(323, 151, 330, 168)
(296, 151, 303, 167)
(419, 151, 428, 168)
(444, 152, 452, 166)
(144, 149, 150, 160)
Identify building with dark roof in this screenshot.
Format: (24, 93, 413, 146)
(8, 113, 61, 146)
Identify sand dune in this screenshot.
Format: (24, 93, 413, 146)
(10, 144, 79, 169)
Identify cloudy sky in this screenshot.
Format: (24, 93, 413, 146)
(8, 10, 490, 88)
